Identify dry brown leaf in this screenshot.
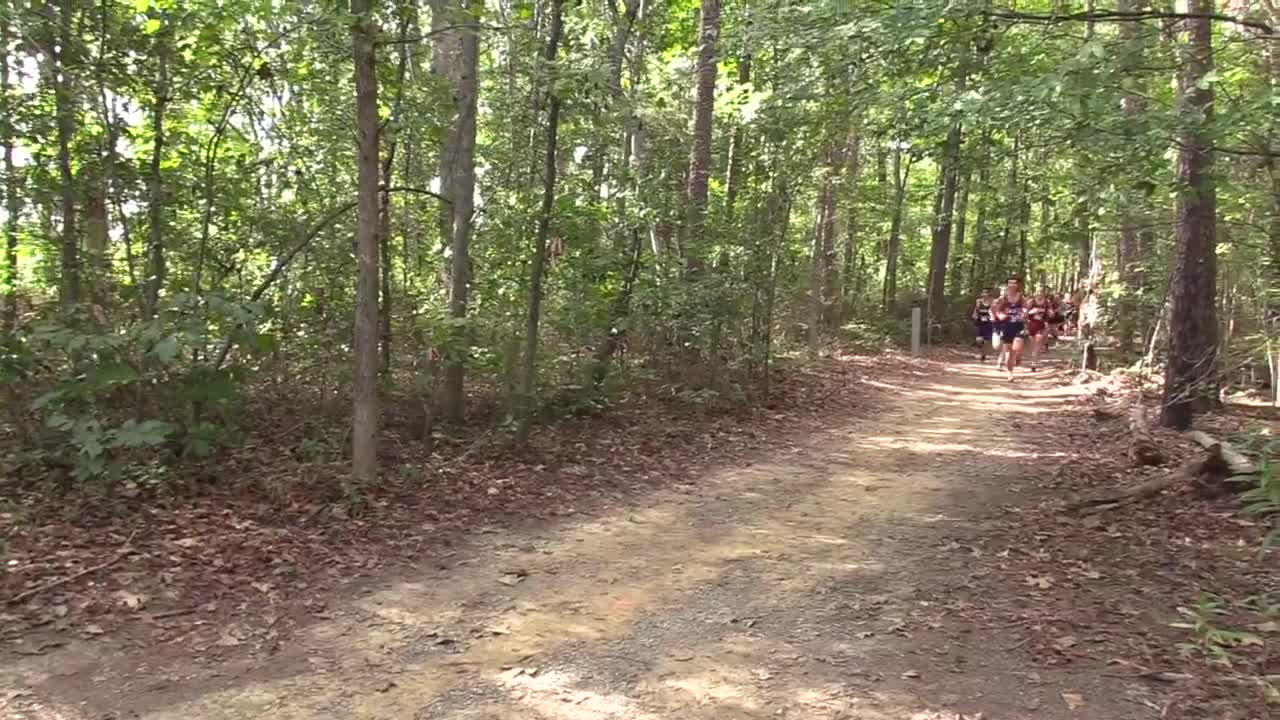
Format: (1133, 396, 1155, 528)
(1061, 691, 1085, 711)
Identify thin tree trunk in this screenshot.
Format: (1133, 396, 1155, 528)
(968, 146, 990, 296)
(1, 5, 18, 333)
(1161, 3, 1218, 429)
(948, 165, 972, 298)
(433, 0, 481, 423)
(515, 0, 565, 445)
(378, 1, 415, 375)
(883, 147, 912, 311)
(841, 129, 862, 313)
(681, 0, 721, 262)
(54, 0, 78, 310)
(351, 0, 382, 485)
(144, 28, 170, 318)
(724, 54, 751, 217)
(1116, 0, 1149, 354)
(927, 119, 963, 327)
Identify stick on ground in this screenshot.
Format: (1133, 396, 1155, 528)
(5, 531, 138, 605)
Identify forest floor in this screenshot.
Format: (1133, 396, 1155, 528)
(1, 347, 1275, 720)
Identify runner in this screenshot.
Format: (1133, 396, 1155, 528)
(1045, 291, 1066, 347)
(1025, 289, 1052, 371)
(991, 277, 1027, 382)
(991, 286, 1008, 369)
(971, 289, 995, 362)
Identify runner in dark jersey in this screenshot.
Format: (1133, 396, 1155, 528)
(991, 277, 1027, 382)
(972, 289, 995, 362)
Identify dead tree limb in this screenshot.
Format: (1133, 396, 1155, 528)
(1187, 430, 1257, 476)
(1067, 444, 1231, 512)
(1129, 402, 1165, 466)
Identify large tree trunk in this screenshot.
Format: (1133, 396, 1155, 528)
(1161, 3, 1218, 429)
(433, 0, 481, 424)
(54, 0, 78, 310)
(143, 29, 170, 318)
(681, 0, 721, 261)
(515, 0, 565, 445)
(351, 0, 382, 485)
(2, 5, 18, 334)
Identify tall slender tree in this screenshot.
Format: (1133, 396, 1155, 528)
(515, 0, 566, 445)
(351, 0, 382, 484)
(1161, 2, 1218, 429)
(433, 0, 481, 423)
(681, 0, 721, 262)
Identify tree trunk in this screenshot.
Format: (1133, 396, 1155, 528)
(927, 119, 963, 328)
(432, 0, 481, 423)
(351, 0, 382, 485)
(143, 28, 170, 318)
(1115, 0, 1149, 354)
(515, 0, 565, 445)
(840, 129, 862, 313)
(54, 0, 78, 310)
(948, 165, 972, 299)
(1078, 207, 1101, 370)
(968, 145, 990, 296)
(1161, 3, 1218, 429)
(681, 0, 721, 261)
(378, 1, 416, 376)
(2, 5, 18, 334)
(724, 53, 751, 218)
(883, 147, 912, 311)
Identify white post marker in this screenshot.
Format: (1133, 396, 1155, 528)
(910, 306, 921, 356)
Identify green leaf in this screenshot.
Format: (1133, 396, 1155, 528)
(88, 362, 139, 389)
(110, 419, 176, 449)
(143, 18, 162, 34)
(133, 0, 150, 12)
(152, 336, 180, 364)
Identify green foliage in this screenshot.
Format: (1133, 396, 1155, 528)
(1171, 593, 1269, 667)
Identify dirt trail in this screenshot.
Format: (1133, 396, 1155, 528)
(4, 354, 1144, 719)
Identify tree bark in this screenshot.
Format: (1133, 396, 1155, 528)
(681, 0, 721, 262)
(2, 5, 18, 333)
(432, 0, 481, 423)
(54, 0, 78, 310)
(515, 0, 565, 445)
(1160, 2, 1218, 429)
(351, 0, 382, 485)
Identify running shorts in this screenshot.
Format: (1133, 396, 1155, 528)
(975, 320, 993, 340)
(999, 321, 1027, 340)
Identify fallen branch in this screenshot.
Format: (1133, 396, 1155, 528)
(1067, 444, 1231, 512)
(6, 531, 138, 605)
(1128, 402, 1165, 466)
(1187, 430, 1257, 476)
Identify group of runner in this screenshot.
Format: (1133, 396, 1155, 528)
(970, 277, 1076, 382)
